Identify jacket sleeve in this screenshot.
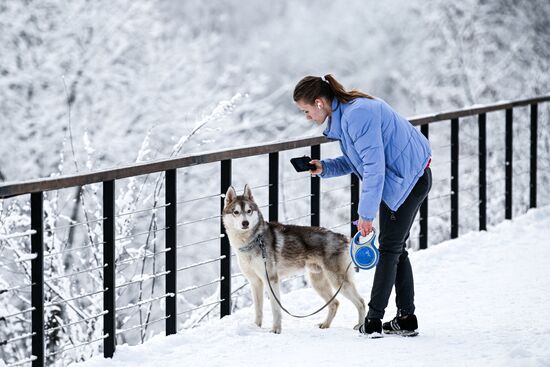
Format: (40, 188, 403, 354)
(319, 156, 353, 178)
(346, 105, 385, 221)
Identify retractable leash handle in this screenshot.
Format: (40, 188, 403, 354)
(350, 227, 380, 270)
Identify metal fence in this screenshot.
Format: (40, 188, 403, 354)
(0, 94, 548, 366)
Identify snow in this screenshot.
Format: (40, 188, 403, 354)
(71, 206, 550, 367)
(13, 253, 37, 262)
(0, 230, 36, 240)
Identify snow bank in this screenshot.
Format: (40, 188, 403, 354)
(72, 206, 550, 367)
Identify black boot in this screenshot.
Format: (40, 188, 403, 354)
(382, 314, 419, 337)
(358, 318, 383, 338)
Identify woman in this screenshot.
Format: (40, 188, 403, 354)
(293, 74, 432, 338)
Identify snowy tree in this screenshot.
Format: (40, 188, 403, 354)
(1, 0, 549, 364)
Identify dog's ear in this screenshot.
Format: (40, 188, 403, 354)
(243, 184, 254, 201)
(225, 186, 237, 206)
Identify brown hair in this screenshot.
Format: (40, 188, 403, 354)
(293, 74, 374, 105)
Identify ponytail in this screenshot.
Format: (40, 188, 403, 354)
(293, 74, 374, 105)
(324, 74, 375, 102)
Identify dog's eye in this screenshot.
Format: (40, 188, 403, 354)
(246, 209, 252, 214)
(233, 210, 240, 215)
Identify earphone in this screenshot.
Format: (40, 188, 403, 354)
(317, 103, 322, 109)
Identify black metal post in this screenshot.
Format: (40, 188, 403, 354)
(479, 113, 487, 231)
(165, 169, 177, 335)
(350, 174, 360, 238)
(311, 145, 321, 227)
(31, 192, 44, 367)
(350, 173, 360, 272)
(103, 181, 116, 358)
(220, 160, 232, 318)
(419, 124, 429, 249)
(451, 118, 459, 239)
(269, 153, 279, 222)
(505, 108, 513, 220)
(530, 103, 538, 208)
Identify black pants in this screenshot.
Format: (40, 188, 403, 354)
(366, 167, 432, 320)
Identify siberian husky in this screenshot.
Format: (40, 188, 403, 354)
(222, 185, 366, 334)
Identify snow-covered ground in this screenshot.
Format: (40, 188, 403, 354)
(71, 205, 550, 367)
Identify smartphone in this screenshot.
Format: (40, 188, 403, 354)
(290, 156, 316, 172)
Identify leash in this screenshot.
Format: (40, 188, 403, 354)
(250, 234, 353, 319)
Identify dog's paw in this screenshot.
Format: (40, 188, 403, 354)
(270, 326, 282, 334)
(317, 322, 331, 329)
(255, 320, 262, 328)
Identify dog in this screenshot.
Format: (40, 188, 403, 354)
(222, 184, 366, 334)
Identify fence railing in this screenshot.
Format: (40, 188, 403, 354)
(0, 94, 549, 367)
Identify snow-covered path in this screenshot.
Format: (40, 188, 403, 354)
(73, 206, 550, 367)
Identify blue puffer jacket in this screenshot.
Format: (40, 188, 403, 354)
(320, 97, 431, 221)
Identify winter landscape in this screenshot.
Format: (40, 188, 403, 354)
(1, 0, 549, 366)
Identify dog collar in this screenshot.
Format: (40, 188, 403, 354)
(238, 234, 263, 253)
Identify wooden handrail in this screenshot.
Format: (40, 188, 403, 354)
(1, 94, 549, 198)
(409, 94, 550, 125)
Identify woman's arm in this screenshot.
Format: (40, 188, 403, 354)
(315, 156, 353, 178)
(347, 106, 385, 222)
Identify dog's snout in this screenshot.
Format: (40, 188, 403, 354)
(242, 220, 249, 228)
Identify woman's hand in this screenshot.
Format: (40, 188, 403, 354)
(357, 218, 373, 237)
(309, 160, 323, 175)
